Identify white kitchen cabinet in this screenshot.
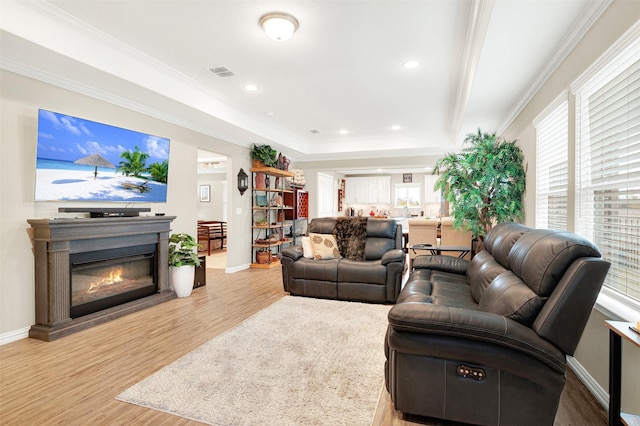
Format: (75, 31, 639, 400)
(345, 176, 390, 204)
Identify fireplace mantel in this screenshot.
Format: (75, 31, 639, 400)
(27, 216, 177, 341)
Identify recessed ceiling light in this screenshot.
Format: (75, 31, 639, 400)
(266, 112, 275, 117)
(391, 124, 402, 131)
(402, 60, 421, 70)
(243, 84, 259, 92)
(339, 129, 348, 135)
(309, 129, 320, 134)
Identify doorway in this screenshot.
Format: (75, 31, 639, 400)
(197, 149, 228, 269)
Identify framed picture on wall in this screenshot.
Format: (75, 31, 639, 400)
(200, 185, 210, 202)
(403, 173, 413, 183)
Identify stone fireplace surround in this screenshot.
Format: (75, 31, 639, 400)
(27, 216, 177, 341)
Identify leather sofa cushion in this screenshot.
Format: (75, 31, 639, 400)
(288, 257, 339, 281)
(466, 251, 507, 303)
(479, 271, 546, 326)
(365, 238, 397, 260)
(508, 230, 602, 296)
(338, 259, 387, 285)
(308, 217, 336, 234)
(482, 222, 529, 268)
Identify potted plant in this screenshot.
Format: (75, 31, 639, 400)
(251, 144, 278, 168)
(433, 128, 526, 244)
(168, 233, 202, 297)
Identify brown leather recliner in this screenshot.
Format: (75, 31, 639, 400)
(385, 222, 610, 426)
(281, 217, 405, 303)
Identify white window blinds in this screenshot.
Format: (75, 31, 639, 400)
(573, 29, 640, 303)
(535, 97, 568, 230)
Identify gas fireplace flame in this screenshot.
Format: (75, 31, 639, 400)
(88, 267, 124, 293)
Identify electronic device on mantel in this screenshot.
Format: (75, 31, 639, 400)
(58, 207, 151, 218)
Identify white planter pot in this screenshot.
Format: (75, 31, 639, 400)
(170, 265, 195, 298)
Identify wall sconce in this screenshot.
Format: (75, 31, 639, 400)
(237, 168, 249, 195)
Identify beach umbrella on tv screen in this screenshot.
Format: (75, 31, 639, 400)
(73, 153, 116, 180)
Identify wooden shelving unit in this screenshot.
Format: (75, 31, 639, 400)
(250, 167, 295, 269)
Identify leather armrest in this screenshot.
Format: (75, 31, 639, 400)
(381, 249, 406, 265)
(388, 303, 565, 373)
(412, 255, 468, 275)
(281, 246, 303, 261)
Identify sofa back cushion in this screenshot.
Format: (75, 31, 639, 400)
(479, 271, 547, 326)
(483, 222, 529, 268)
(364, 219, 398, 260)
(508, 230, 602, 297)
(467, 251, 508, 303)
(308, 217, 337, 234)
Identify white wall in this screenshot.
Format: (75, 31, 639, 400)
(502, 0, 640, 413)
(0, 70, 253, 337)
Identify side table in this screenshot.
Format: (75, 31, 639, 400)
(605, 320, 640, 426)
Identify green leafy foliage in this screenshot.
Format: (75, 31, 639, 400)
(251, 144, 278, 167)
(168, 233, 202, 267)
(117, 146, 149, 177)
(433, 129, 526, 239)
(148, 160, 169, 183)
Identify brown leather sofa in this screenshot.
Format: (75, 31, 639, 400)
(281, 217, 405, 303)
(385, 222, 610, 426)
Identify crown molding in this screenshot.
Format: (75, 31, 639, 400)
(496, 0, 612, 134)
(450, 0, 495, 134)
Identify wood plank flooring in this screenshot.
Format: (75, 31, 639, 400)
(0, 266, 607, 425)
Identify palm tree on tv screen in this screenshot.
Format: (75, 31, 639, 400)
(117, 146, 149, 177)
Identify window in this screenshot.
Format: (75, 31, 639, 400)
(395, 183, 421, 208)
(573, 28, 640, 304)
(534, 96, 568, 230)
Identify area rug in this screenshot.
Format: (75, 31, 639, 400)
(117, 296, 391, 425)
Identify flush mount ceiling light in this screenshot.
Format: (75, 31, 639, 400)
(402, 60, 421, 70)
(260, 12, 299, 42)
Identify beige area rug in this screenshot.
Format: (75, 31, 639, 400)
(117, 296, 391, 425)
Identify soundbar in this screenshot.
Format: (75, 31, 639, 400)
(58, 207, 151, 218)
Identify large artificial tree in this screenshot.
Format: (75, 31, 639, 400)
(433, 129, 526, 240)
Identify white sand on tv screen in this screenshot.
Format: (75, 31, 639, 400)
(34, 169, 165, 201)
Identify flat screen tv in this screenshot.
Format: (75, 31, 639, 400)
(35, 109, 170, 203)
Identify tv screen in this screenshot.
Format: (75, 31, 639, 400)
(35, 109, 170, 202)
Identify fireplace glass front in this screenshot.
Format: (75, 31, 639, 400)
(70, 244, 158, 318)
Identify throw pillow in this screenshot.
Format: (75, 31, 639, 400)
(300, 236, 313, 259)
(309, 233, 341, 260)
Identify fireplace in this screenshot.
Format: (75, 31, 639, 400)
(27, 216, 176, 341)
(70, 244, 158, 318)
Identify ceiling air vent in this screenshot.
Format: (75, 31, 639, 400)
(209, 66, 236, 77)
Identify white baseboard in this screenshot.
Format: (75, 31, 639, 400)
(225, 263, 250, 273)
(0, 327, 30, 346)
(567, 355, 609, 410)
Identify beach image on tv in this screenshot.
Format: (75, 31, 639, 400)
(35, 109, 170, 202)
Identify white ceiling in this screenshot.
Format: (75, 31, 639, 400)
(0, 0, 610, 173)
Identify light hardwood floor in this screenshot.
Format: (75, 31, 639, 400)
(0, 266, 607, 425)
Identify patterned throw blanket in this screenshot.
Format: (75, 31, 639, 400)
(334, 217, 368, 261)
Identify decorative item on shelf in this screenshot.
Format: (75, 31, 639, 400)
(168, 233, 202, 298)
(255, 172, 266, 189)
(256, 249, 272, 264)
(251, 144, 278, 168)
(286, 168, 306, 189)
(237, 168, 249, 195)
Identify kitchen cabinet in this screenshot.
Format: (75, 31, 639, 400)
(344, 176, 390, 204)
